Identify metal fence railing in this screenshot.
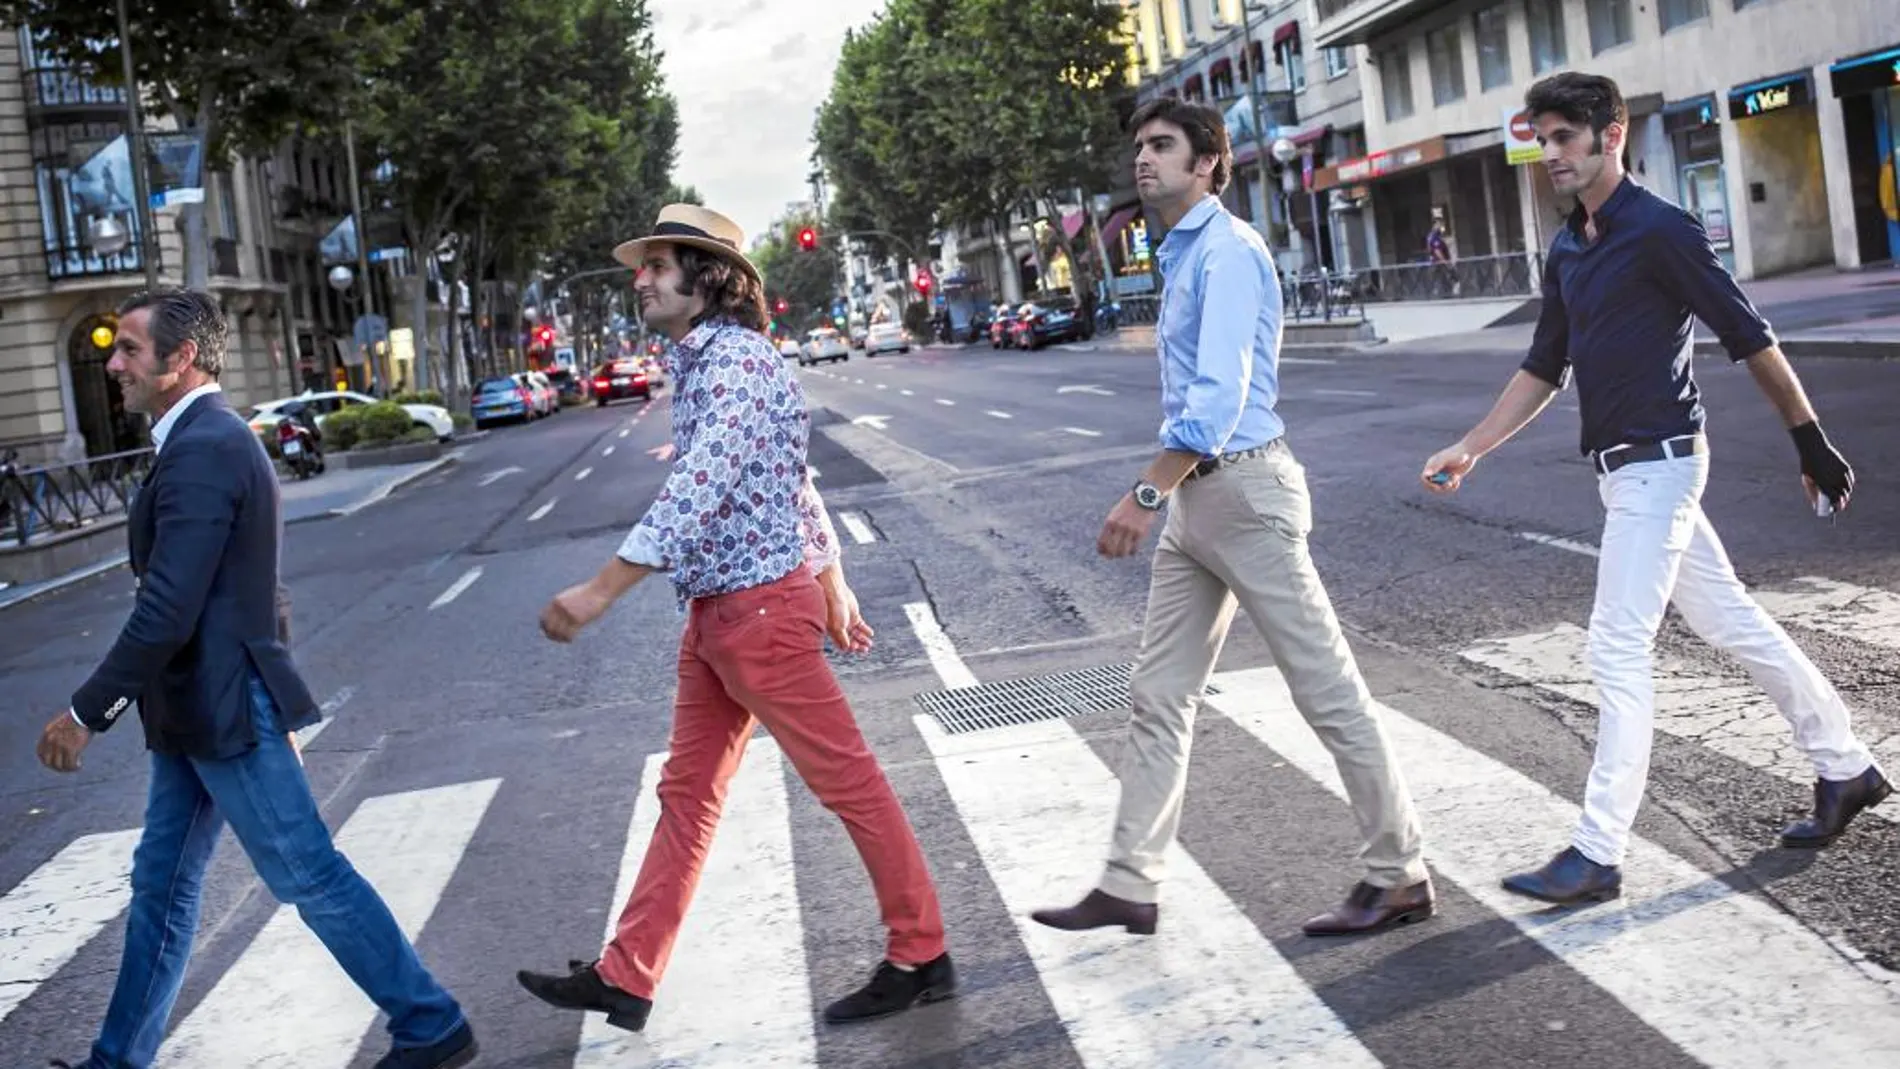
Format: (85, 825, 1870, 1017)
(1, 446, 155, 547)
(1338, 251, 1545, 304)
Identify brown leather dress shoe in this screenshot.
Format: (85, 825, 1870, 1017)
(1030, 889, 1158, 935)
(1302, 879, 1435, 937)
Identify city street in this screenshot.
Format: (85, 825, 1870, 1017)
(3, 335, 1898, 1068)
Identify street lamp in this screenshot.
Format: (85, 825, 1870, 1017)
(86, 214, 131, 258)
(328, 264, 355, 292)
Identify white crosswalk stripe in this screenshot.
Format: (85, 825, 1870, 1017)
(4, 575, 1897, 1066)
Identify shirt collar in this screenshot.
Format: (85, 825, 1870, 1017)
(1169, 195, 1222, 235)
(668, 317, 733, 369)
(151, 383, 222, 452)
(1566, 176, 1638, 239)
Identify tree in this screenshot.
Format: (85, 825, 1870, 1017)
(0, 0, 375, 291)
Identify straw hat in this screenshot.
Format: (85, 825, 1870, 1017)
(612, 204, 761, 285)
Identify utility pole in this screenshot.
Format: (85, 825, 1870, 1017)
(114, 0, 157, 288)
(343, 120, 381, 391)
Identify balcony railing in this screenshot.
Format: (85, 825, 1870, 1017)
(1, 447, 155, 547)
(22, 65, 126, 112)
(44, 219, 154, 281)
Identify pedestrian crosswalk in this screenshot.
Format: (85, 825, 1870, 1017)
(4, 577, 1899, 1067)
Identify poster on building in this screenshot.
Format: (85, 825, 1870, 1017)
(321, 215, 358, 266)
(146, 132, 205, 209)
(68, 135, 136, 219)
(1503, 106, 1542, 165)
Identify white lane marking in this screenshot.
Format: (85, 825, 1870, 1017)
(1208, 667, 1900, 1068)
(1520, 531, 1601, 558)
(876, 383, 888, 390)
(902, 601, 978, 689)
(809, 466, 821, 480)
(602, 446, 616, 457)
(577, 743, 814, 1068)
(935, 398, 956, 407)
(1460, 622, 1900, 801)
(479, 466, 524, 487)
(901, 389, 915, 397)
(1280, 356, 1337, 365)
(985, 410, 1013, 420)
(429, 566, 483, 610)
(851, 415, 892, 431)
(575, 467, 594, 482)
(156, 780, 502, 1068)
(297, 687, 355, 748)
(1312, 388, 1377, 398)
(854, 378, 866, 384)
(619, 428, 630, 439)
(1750, 577, 1900, 653)
(1060, 427, 1103, 438)
(1056, 384, 1114, 396)
(906, 609, 1379, 1067)
(837, 511, 877, 544)
(0, 830, 143, 1025)
(529, 500, 558, 523)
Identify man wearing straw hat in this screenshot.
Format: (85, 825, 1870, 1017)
(517, 205, 954, 1032)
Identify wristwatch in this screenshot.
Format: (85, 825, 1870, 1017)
(1132, 480, 1166, 511)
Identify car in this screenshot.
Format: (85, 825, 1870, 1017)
(546, 366, 588, 405)
(515, 371, 559, 418)
(800, 327, 849, 366)
(777, 338, 802, 359)
(989, 306, 1020, 348)
(864, 322, 910, 356)
(592, 359, 654, 405)
(1016, 298, 1088, 350)
(471, 376, 537, 428)
(249, 390, 455, 440)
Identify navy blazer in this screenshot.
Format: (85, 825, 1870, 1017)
(72, 392, 320, 758)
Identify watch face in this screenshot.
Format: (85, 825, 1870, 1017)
(1135, 484, 1162, 509)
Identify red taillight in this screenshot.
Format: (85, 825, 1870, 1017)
(594, 379, 609, 390)
(518, 387, 533, 403)
(277, 421, 296, 440)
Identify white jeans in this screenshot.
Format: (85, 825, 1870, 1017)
(1574, 446, 1875, 866)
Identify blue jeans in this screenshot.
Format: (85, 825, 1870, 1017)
(86, 672, 464, 1068)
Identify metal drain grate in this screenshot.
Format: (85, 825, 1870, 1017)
(915, 662, 1221, 735)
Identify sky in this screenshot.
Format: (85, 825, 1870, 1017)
(649, 0, 887, 246)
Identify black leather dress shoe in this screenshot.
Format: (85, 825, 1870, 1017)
(518, 959, 652, 1032)
(1781, 766, 1891, 848)
(1501, 847, 1622, 905)
(373, 1022, 478, 1069)
(823, 952, 958, 1024)
(1302, 879, 1435, 936)
(1030, 889, 1158, 935)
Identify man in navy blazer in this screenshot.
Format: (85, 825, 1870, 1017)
(35, 288, 476, 1069)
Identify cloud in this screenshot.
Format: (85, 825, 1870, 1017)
(651, 0, 887, 242)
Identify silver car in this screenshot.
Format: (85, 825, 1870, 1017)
(800, 328, 850, 366)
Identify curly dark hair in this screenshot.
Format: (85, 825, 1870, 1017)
(671, 244, 768, 332)
(116, 286, 227, 376)
(1525, 72, 1627, 147)
(1126, 96, 1232, 194)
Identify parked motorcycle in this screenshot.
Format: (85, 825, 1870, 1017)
(276, 410, 325, 480)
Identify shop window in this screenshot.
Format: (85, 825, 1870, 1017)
(1659, 0, 1709, 31)
(1426, 24, 1466, 106)
(1587, 0, 1633, 54)
(1525, 0, 1568, 73)
(1474, 5, 1512, 91)
(1276, 39, 1306, 92)
(1324, 46, 1352, 80)
(1381, 47, 1415, 121)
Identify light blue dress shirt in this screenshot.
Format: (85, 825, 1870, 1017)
(1153, 195, 1285, 458)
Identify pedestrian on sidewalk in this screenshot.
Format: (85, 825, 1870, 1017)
(1423, 73, 1887, 906)
(33, 288, 476, 1069)
(518, 204, 954, 1033)
(1031, 98, 1435, 940)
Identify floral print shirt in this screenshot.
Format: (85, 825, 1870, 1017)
(617, 318, 840, 603)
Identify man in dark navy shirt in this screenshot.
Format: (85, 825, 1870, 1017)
(1421, 73, 1887, 906)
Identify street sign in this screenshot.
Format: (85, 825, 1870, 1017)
(1503, 107, 1542, 165)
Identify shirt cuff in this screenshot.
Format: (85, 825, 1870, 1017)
(616, 526, 670, 571)
(1159, 419, 1218, 458)
(70, 709, 89, 730)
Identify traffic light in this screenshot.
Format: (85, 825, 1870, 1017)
(913, 270, 933, 295)
(532, 324, 554, 349)
(797, 227, 818, 252)
(774, 297, 788, 314)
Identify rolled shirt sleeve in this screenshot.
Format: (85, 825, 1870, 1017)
(1160, 243, 1267, 457)
(797, 472, 841, 575)
(1648, 208, 1776, 363)
(1520, 252, 1574, 390)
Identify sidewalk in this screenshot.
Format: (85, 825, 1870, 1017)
(0, 451, 461, 612)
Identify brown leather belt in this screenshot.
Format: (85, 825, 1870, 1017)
(1186, 441, 1278, 480)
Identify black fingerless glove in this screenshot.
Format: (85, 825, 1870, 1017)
(1791, 420, 1854, 506)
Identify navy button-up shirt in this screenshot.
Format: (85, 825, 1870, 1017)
(1521, 178, 1776, 456)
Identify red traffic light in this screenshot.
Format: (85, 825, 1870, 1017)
(532, 325, 554, 347)
(797, 227, 818, 251)
(774, 297, 789, 314)
(913, 271, 933, 293)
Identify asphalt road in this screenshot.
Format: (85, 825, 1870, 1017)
(2, 332, 1897, 1068)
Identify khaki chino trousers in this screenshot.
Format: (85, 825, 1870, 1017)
(1100, 443, 1429, 903)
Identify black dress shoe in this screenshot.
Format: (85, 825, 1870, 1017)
(373, 1022, 478, 1069)
(1501, 847, 1622, 905)
(518, 959, 653, 1032)
(823, 953, 957, 1024)
(1781, 766, 1891, 848)
(1302, 879, 1435, 936)
(1030, 889, 1158, 935)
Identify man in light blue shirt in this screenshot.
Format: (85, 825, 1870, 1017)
(1032, 98, 1431, 940)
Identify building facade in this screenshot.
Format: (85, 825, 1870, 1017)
(1314, 0, 1900, 281)
(0, 27, 383, 467)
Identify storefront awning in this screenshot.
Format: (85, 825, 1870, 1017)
(1101, 205, 1142, 244)
(1272, 23, 1299, 48)
(1727, 69, 1813, 120)
(1829, 44, 1900, 97)
(1209, 57, 1232, 80)
(1308, 135, 1448, 192)
(1061, 211, 1085, 240)
(1291, 125, 1330, 147)
(1183, 73, 1205, 99)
